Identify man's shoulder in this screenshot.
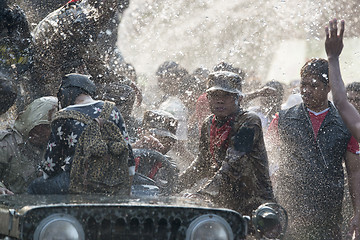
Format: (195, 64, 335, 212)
(236, 110, 261, 123)
(278, 104, 303, 118)
(234, 111, 262, 129)
(55, 101, 107, 121)
(63, 100, 104, 111)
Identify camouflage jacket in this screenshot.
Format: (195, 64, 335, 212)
(0, 129, 43, 193)
(179, 109, 274, 215)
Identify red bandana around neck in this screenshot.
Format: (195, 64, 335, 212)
(209, 115, 233, 166)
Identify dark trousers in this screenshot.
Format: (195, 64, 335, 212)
(28, 171, 70, 194)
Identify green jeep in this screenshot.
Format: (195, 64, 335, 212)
(0, 193, 286, 240)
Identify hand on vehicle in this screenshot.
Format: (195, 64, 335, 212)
(0, 187, 14, 195)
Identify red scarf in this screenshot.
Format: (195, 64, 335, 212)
(67, 0, 80, 3)
(209, 115, 233, 166)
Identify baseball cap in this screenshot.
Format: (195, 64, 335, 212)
(206, 71, 243, 95)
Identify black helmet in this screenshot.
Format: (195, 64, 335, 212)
(57, 73, 96, 108)
(60, 73, 96, 96)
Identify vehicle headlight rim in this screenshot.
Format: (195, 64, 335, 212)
(33, 213, 85, 240)
(186, 214, 234, 240)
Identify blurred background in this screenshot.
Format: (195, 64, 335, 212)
(116, 0, 360, 86)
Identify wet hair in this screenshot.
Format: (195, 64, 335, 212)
(156, 61, 177, 77)
(264, 80, 284, 99)
(101, 81, 135, 118)
(191, 67, 210, 94)
(346, 82, 360, 93)
(156, 61, 189, 79)
(193, 67, 210, 79)
(156, 61, 189, 94)
(117, 62, 137, 83)
(300, 58, 329, 85)
(213, 61, 246, 82)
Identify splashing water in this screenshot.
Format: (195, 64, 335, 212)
(118, 0, 360, 85)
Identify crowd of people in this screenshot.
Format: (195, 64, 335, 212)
(2, 0, 360, 239)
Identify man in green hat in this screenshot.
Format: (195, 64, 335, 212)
(0, 96, 58, 194)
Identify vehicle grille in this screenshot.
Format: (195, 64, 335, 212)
(22, 205, 246, 240)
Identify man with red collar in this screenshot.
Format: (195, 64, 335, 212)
(177, 71, 274, 216)
(267, 58, 360, 239)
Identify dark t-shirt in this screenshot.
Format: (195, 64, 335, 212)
(41, 101, 135, 178)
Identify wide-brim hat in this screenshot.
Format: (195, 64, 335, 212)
(206, 71, 243, 95)
(14, 96, 58, 137)
(143, 110, 178, 141)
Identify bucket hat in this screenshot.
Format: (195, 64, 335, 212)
(206, 71, 243, 95)
(143, 110, 178, 140)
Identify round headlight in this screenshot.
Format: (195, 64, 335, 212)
(33, 213, 85, 240)
(186, 214, 233, 240)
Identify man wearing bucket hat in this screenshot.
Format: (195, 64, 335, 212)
(132, 110, 179, 193)
(0, 96, 58, 194)
(141, 110, 178, 154)
(177, 71, 275, 216)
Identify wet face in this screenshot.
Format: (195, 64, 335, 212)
(347, 90, 360, 113)
(300, 76, 330, 110)
(207, 90, 240, 118)
(28, 124, 51, 147)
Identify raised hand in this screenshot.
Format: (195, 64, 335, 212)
(325, 18, 345, 58)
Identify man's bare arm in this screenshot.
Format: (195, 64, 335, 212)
(345, 151, 360, 238)
(326, 19, 360, 142)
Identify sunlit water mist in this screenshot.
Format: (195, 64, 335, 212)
(118, 0, 360, 87)
(115, 1, 360, 238)
(0, 1, 357, 236)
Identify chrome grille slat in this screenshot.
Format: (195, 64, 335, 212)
(22, 205, 246, 239)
